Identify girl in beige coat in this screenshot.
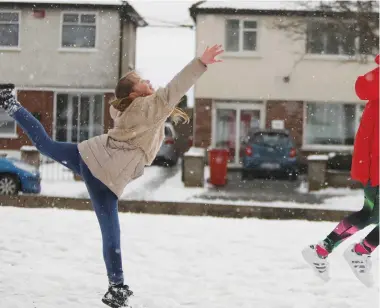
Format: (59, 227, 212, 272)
(0, 44, 223, 308)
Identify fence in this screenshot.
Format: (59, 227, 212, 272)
(39, 158, 75, 182)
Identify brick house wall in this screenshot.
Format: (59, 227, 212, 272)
(0, 90, 54, 151)
(0, 91, 115, 151)
(265, 101, 304, 147)
(103, 92, 115, 132)
(194, 98, 212, 148)
(194, 98, 304, 150)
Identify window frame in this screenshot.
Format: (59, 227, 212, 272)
(59, 11, 98, 52)
(224, 18, 259, 55)
(53, 92, 105, 142)
(0, 88, 17, 138)
(0, 10, 21, 50)
(302, 101, 365, 151)
(305, 19, 362, 58)
(211, 100, 266, 166)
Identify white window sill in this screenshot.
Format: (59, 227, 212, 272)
(302, 145, 353, 152)
(0, 47, 21, 52)
(58, 48, 97, 53)
(303, 54, 358, 62)
(0, 134, 19, 139)
(222, 52, 262, 59)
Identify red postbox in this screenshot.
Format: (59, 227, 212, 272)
(208, 148, 229, 186)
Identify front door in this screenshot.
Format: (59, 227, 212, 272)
(213, 102, 265, 166)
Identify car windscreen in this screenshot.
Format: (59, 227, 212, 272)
(250, 132, 291, 147)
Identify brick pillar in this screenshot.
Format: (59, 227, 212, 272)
(307, 155, 328, 191)
(20, 146, 40, 168)
(194, 98, 212, 148)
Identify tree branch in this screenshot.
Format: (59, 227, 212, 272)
(270, 0, 379, 61)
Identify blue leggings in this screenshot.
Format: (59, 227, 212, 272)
(13, 107, 124, 285)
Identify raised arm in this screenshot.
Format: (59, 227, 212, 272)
(118, 45, 224, 129)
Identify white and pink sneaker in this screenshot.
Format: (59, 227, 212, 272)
(343, 243, 374, 288)
(302, 243, 330, 282)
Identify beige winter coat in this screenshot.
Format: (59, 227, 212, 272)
(78, 58, 207, 198)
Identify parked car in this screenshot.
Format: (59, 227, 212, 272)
(241, 129, 299, 181)
(153, 123, 179, 167)
(327, 152, 352, 171)
(0, 156, 41, 195)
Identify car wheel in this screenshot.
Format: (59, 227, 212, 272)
(163, 159, 177, 167)
(289, 171, 298, 182)
(0, 174, 19, 195)
(241, 170, 251, 180)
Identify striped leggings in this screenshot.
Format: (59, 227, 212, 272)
(323, 184, 379, 253)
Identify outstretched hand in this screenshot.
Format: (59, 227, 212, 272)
(200, 44, 224, 65)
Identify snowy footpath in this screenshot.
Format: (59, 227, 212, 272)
(0, 206, 378, 308)
(39, 163, 365, 212)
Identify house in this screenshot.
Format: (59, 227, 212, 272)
(189, 1, 378, 167)
(0, 0, 146, 156)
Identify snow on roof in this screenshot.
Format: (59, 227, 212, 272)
(194, 0, 379, 13)
(196, 1, 308, 11)
(307, 155, 329, 161)
(184, 147, 206, 157)
(20, 145, 38, 152)
(0, 0, 148, 26)
(0, 0, 124, 5)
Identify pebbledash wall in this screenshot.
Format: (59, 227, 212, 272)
(191, 11, 375, 160)
(0, 6, 137, 88)
(0, 2, 145, 155)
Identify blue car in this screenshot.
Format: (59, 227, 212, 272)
(241, 129, 299, 181)
(0, 156, 41, 195)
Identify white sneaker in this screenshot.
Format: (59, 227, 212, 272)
(343, 243, 374, 288)
(302, 244, 330, 282)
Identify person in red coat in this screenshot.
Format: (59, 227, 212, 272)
(302, 55, 379, 288)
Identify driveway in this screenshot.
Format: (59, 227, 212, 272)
(122, 164, 180, 200)
(195, 171, 332, 204)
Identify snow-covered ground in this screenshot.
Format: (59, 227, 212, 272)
(39, 161, 208, 201)
(39, 162, 364, 212)
(194, 190, 364, 212)
(0, 206, 378, 308)
(39, 163, 199, 200)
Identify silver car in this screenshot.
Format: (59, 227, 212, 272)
(153, 122, 179, 167)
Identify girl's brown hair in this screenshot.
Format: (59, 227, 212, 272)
(110, 72, 190, 125)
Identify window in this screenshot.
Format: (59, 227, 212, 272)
(306, 21, 357, 56)
(0, 11, 19, 48)
(225, 19, 257, 52)
(304, 102, 364, 147)
(55, 93, 103, 143)
(0, 88, 17, 136)
(0, 109, 16, 136)
(61, 12, 96, 48)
